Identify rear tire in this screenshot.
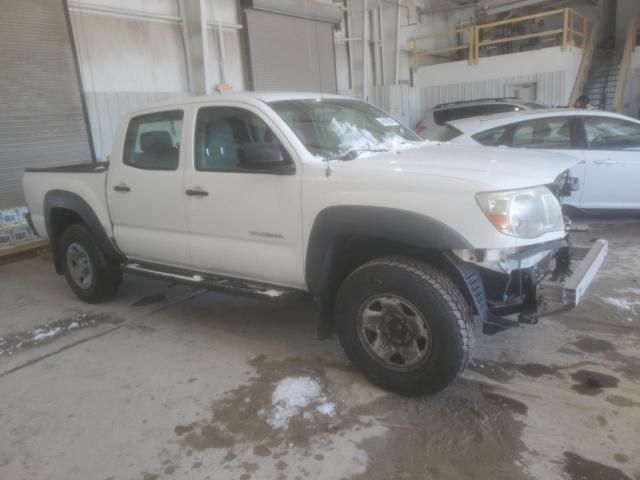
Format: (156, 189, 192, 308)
(59, 224, 122, 303)
(335, 256, 474, 396)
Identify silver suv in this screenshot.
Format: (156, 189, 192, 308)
(416, 98, 547, 140)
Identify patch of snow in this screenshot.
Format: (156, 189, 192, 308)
(266, 376, 335, 429)
(258, 289, 285, 298)
(600, 296, 640, 312)
(31, 327, 62, 342)
(328, 118, 438, 159)
(316, 401, 336, 416)
(330, 118, 381, 153)
(619, 287, 640, 296)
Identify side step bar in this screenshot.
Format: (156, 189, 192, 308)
(124, 261, 308, 302)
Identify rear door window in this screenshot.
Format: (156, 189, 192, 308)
(511, 117, 573, 149)
(473, 117, 576, 149)
(123, 110, 183, 170)
(582, 116, 640, 150)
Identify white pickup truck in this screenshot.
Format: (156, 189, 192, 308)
(23, 92, 607, 395)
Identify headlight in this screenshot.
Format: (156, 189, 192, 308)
(476, 186, 564, 238)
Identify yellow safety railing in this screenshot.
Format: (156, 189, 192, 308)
(614, 16, 640, 113)
(410, 8, 593, 70)
(410, 26, 475, 71)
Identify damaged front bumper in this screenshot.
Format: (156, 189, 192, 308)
(537, 239, 608, 314)
(449, 238, 608, 331)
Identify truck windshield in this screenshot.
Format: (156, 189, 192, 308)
(269, 99, 420, 160)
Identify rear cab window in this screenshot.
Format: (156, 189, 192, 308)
(433, 104, 520, 125)
(123, 110, 183, 170)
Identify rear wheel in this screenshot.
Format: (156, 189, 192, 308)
(60, 224, 122, 303)
(335, 256, 474, 396)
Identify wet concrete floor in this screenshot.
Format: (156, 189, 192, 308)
(0, 223, 639, 480)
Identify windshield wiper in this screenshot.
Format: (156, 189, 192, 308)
(334, 148, 388, 161)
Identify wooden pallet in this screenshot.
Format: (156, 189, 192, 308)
(0, 238, 50, 266)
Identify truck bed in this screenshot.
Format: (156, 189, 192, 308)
(23, 162, 112, 240)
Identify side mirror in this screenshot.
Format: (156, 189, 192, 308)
(238, 143, 292, 173)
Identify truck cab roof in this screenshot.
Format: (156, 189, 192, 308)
(129, 91, 354, 116)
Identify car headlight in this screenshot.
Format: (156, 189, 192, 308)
(476, 186, 564, 238)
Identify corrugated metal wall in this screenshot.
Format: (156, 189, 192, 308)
(0, 0, 93, 208)
(370, 71, 568, 129)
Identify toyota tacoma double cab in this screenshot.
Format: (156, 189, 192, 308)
(23, 92, 607, 395)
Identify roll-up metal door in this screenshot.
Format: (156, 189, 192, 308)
(245, 8, 338, 93)
(0, 0, 93, 208)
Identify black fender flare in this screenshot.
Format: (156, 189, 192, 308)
(305, 205, 472, 302)
(44, 190, 123, 272)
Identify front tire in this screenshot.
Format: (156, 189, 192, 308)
(335, 256, 474, 396)
(59, 224, 122, 303)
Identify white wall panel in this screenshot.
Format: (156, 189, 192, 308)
(70, 8, 190, 160)
(70, 12, 189, 92)
(405, 46, 584, 124)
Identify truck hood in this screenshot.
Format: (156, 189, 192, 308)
(336, 143, 580, 191)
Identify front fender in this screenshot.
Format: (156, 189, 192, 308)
(305, 205, 472, 297)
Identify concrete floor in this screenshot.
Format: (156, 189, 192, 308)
(1, 223, 639, 480)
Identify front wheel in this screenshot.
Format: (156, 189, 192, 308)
(60, 224, 122, 303)
(335, 256, 474, 396)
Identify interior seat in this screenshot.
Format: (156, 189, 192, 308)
(139, 131, 178, 169)
(201, 118, 238, 170)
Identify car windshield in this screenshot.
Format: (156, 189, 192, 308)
(269, 99, 421, 159)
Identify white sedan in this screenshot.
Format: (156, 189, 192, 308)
(443, 109, 640, 213)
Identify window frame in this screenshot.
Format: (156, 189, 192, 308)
(122, 109, 184, 171)
(577, 115, 640, 151)
(193, 105, 296, 175)
(472, 116, 583, 150)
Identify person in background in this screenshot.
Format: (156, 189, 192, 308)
(574, 95, 591, 109)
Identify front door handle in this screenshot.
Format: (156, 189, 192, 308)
(113, 183, 131, 192)
(185, 188, 209, 197)
(594, 159, 617, 165)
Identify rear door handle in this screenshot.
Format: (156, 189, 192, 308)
(185, 188, 209, 197)
(113, 183, 131, 192)
(594, 159, 617, 165)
